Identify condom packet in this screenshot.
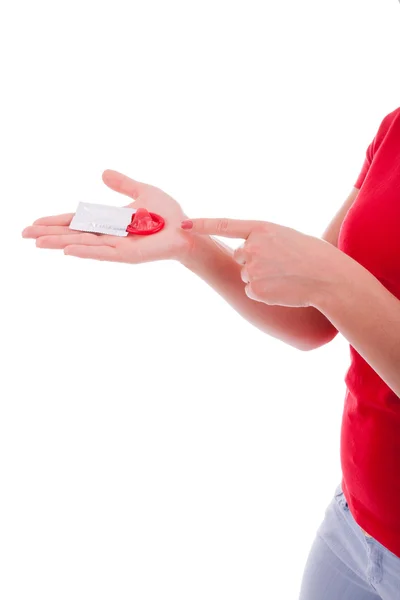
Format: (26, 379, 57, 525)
(69, 202, 137, 237)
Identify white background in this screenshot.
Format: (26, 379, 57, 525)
(2, 1, 400, 598)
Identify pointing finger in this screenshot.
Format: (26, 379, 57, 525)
(181, 218, 266, 239)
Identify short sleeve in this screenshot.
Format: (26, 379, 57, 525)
(354, 141, 374, 189)
(354, 107, 400, 189)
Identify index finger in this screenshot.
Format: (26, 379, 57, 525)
(182, 218, 266, 238)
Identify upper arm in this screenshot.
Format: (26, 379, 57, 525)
(323, 108, 400, 247)
(321, 187, 360, 247)
(322, 108, 399, 246)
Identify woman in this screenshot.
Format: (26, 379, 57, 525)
(22, 106, 400, 599)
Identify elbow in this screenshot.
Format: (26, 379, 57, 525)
(294, 340, 324, 352)
(292, 328, 339, 352)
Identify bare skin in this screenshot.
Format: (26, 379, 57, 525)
(22, 170, 358, 351)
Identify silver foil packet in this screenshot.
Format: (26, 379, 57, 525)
(69, 202, 137, 237)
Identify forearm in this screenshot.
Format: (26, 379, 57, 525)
(313, 256, 400, 397)
(181, 234, 337, 350)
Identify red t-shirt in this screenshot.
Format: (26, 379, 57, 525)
(338, 106, 400, 558)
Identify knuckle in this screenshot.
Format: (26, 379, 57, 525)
(216, 218, 230, 234)
(251, 266, 263, 280)
(250, 279, 263, 296)
(256, 222, 269, 234)
(253, 228, 266, 239)
(245, 282, 257, 299)
(233, 245, 246, 263)
(247, 265, 257, 281)
(245, 243, 258, 254)
(246, 235, 261, 251)
(36, 236, 52, 248)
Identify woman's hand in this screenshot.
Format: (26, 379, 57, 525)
(22, 170, 193, 263)
(181, 217, 350, 308)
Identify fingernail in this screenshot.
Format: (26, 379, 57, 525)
(181, 220, 193, 230)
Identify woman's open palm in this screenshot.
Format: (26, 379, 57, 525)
(22, 170, 192, 263)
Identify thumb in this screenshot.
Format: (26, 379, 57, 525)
(181, 217, 265, 238)
(102, 170, 149, 200)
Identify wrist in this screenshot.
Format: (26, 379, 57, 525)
(310, 251, 363, 314)
(178, 233, 217, 269)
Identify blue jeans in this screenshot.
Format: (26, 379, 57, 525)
(298, 484, 400, 599)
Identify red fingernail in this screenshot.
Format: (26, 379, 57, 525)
(181, 220, 193, 230)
